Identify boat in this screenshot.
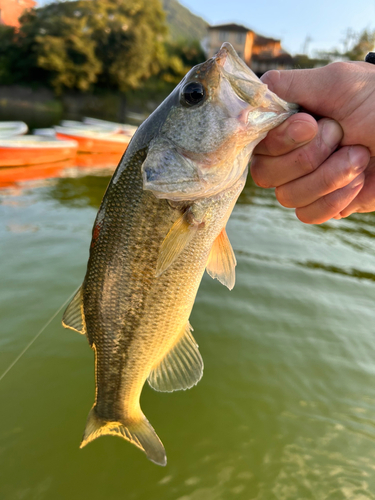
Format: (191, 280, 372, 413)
(0, 136, 78, 167)
(83, 117, 137, 137)
(0, 121, 28, 138)
(54, 126, 130, 154)
(60, 120, 122, 134)
(33, 128, 56, 137)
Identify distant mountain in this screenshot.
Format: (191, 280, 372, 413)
(162, 0, 208, 42)
(35, 0, 208, 42)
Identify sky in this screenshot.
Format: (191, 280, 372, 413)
(36, 0, 375, 57)
(179, 0, 375, 56)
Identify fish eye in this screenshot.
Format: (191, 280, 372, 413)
(181, 82, 205, 107)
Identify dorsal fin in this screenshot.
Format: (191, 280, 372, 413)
(156, 212, 198, 277)
(147, 322, 203, 392)
(206, 228, 236, 290)
(62, 286, 86, 335)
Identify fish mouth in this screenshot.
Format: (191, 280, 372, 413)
(215, 42, 299, 120)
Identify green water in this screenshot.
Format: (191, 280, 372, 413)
(2, 166, 375, 499)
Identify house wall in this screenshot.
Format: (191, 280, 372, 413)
(243, 31, 254, 65)
(252, 40, 281, 57)
(207, 29, 248, 60)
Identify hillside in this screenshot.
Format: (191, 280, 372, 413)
(35, 0, 208, 42)
(162, 0, 208, 42)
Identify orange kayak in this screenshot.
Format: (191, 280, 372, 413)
(55, 127, 129, 154)
(0, 136, 78, 167)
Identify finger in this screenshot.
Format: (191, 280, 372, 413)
(275, 145, 370, 208)
(260, 63, 374, 119)
(251, 119, 342, 188)
(339, 157, 375, 217)
(295, 174, 365, 224)
(254, 113, 318, 156)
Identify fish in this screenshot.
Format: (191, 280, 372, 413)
(62, 42, 298, 466)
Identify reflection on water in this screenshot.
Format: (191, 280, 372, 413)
(2, 166, 375, 499)
(44, 174, 112, 209)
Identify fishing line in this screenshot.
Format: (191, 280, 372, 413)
(0, 287, 78, 383)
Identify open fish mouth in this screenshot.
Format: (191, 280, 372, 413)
(216, 42, 298, 116)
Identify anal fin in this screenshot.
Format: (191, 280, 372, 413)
(62, 286, 86, 334)
(206, 228, 236, 290)
(156, 212, 198, 277)
(148, 322, 203, 392)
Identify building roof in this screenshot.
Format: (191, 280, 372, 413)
(254, 33, 280, 45)
(208, 23, 281, 45)
(208, 23, 250, 33)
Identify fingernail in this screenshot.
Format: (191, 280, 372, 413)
(260, 70, 280, 87)
(322, 120, 342, 148)
(287, 120, 317, 144)
(348, 146, 368, 172)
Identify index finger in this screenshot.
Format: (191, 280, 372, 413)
(254, 113, 318, 156)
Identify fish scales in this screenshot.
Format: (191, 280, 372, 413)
(62, 42, 298, 465)
(85, 149, 246, 415)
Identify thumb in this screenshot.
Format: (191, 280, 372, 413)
(261, 67, 338, 118)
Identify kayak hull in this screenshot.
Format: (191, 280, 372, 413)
(55, 131, 129, 154)
(0, 138, 78, 167)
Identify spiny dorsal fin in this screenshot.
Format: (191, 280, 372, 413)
(147, 322, 203, 392)
(206, 228, 236, 290)
(156, 212, 198, 277)
(62, 286, 86, 334)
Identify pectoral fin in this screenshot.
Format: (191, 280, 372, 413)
(156, 212, 198, 277)
(62, 287, 86, 334)
(148, 322, 203, 392)
(206, 228, 236, 290)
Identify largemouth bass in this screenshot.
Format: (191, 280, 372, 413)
(62, 43, 297, 466)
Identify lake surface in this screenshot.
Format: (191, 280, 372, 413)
(2, 161, 375, 499)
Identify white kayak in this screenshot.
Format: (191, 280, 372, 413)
(83, 117, 137, 136)
(59, 120, 122, 135)
(0, 121, 28, 138)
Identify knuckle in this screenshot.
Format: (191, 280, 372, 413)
(327, 61, 351, 77)
(321, 166, 339, 193)
(295, 147, 317, 175)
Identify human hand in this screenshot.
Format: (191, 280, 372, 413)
(252, 62, 375, 223)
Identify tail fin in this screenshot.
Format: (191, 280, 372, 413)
(80, 407, 167, 466)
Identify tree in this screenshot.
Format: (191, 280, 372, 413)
(85, 0, 168, 92)
(316, 28, 375, 63)
(0, 26, 17, 84)
(345, 29, 375, 61)
(158, 39, 206, 85)
(7, 0, 168, 93)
